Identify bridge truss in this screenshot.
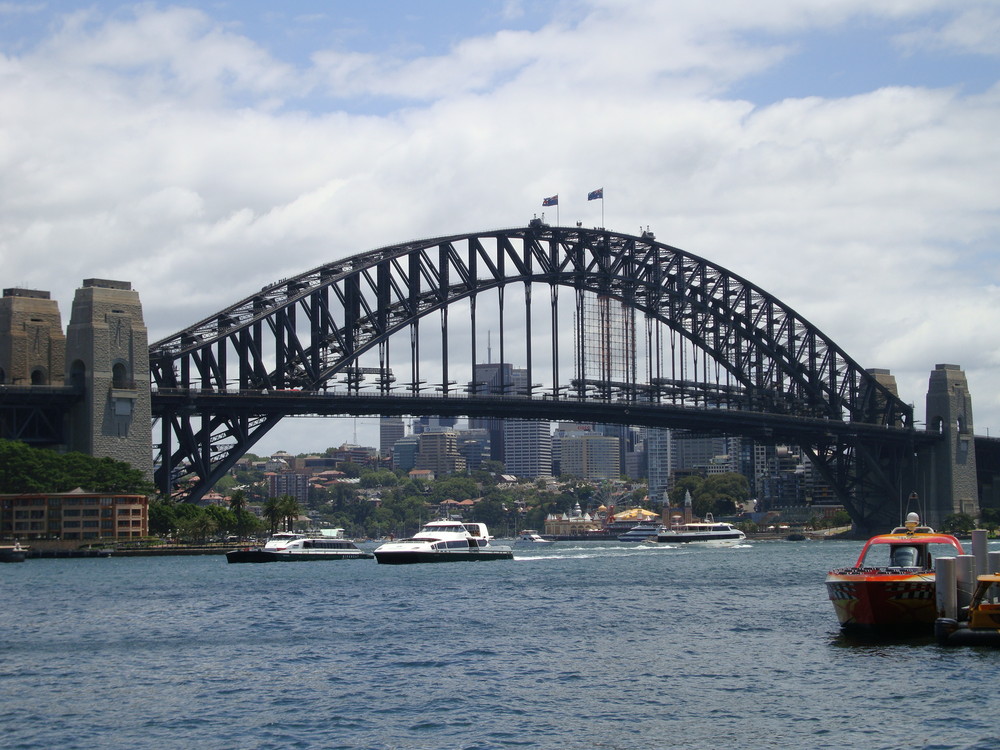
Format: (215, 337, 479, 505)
(150, 223, 924, 531)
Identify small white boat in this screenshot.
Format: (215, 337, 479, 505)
(514, 530, 554, 547)
(226, 529, 372, 563)
(653, 514, 746, 546)
(373, 520, 513, 564)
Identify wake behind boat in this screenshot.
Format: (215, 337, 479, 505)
(825, 512, 965, 634)
(373, 520, 513, 564)
(226, 529, 373, 563)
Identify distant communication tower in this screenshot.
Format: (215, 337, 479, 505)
(575, 294, 636, 387)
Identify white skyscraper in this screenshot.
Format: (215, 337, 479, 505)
(503, 420, 552, 479)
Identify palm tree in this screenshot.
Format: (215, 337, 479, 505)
(278, 494, 302, 532)
(262, 496, 283, 534)
(229, 489, 249, 537)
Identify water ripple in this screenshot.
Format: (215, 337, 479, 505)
(3, 541, 999, 749)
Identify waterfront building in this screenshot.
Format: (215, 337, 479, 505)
(556, 428, 620, 482)
(456, 428, 491, 471)
(415, 430, 466, 476)
(379, 417, 406, 457)
(543, 501, 601, 536)
(645, 427, 672, 502)
(412, 416, 457, 434)
(503, 420, 552, 479)
(326, 443, 380, 468)
(468, 362, 529, 463)
(673, 432, 734, 474)
(265, 471, 310, 504)
(392, 435, 420, 472)
(0, 490, 149, 541)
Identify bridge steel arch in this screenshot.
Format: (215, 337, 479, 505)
(150, 223, 922, 533)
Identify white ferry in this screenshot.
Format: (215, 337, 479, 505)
(653, 515, 746, 546)
(618, 522, 662, 542)
(373, 520, 513, 564)
(226, 529, 373, 563)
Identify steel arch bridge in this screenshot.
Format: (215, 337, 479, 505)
(149, 222, 927, 532)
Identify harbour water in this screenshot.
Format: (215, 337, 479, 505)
(3, 539, 999, 749)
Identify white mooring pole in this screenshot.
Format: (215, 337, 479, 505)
(956, 554, 977, 616)
(972, 529, 989, 576)
(936, 556, 957, 619)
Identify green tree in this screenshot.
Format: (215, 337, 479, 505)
(148, 498, 179, 536)
(942, 513, 976, 535)
(702, 473, 750, 516)
(428, 476, 478, 503)
(669, 476, 705, 509)
(337, 461, 363, 478)
(204, 504, 238, 535)
(178, 513, 217, 543)
(262, 497, 283, 534)
(359, 469, 399, 489)
(0, 439, 153, 494)
(831, 510, 852, 528)
(469, 496, 510, 531)
(228, 489, 257, 537)
(277, 494, 302, 531)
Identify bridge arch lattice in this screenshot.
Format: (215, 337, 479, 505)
(150, 223, 915, 528)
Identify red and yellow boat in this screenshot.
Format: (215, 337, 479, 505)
(825, 513, 965, 634)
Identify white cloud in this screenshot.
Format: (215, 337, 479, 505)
(894, 6, 1000, 58)
(0, 1, 998, 452)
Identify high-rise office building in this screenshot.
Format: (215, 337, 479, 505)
(415, 430, 466, 476)
(469, 362, 531, 464)
(503, 420, 551, 478)
(379, 417, 406, 457)
(559, 432, 620, 481)
(646, 427, 673, 503)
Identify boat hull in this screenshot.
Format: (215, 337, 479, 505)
(373, 549, 513, 565)
(226, 548, 373, 563)
(935, 618, 1000, 647)
(654, 533, 745, 546)
(618, 530, 660, 542)
(825, 572, 938, 633)
(0, 549, 27, 563)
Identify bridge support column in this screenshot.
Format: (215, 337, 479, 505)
(65, 279, 152, 480)
(0, 288, 66, 387)
(924, 363, 979, 527)
(0, 288, 70, 445)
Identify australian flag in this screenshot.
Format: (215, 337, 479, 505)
(542, 195, 558, 207)
(588, 188, 604, 201)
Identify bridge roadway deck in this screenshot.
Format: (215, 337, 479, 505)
(151, 388, 936, 447)
(0, 384, 82, 406)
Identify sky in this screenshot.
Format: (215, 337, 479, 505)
(1, 0, 999, 456)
